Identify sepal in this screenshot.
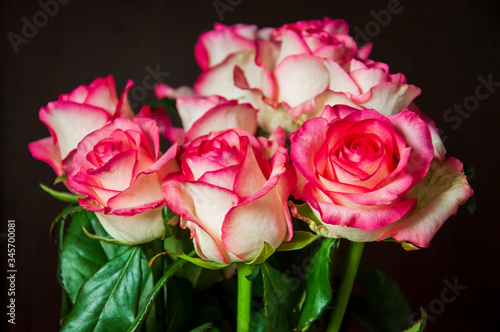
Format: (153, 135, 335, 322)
(404, 309, 427, 332)
(150, 252, 230, 270)
(247, 242, 275, 265)
(82, 226, 134, 246)
(161, 205, 178, 240)
(50, 205, 83, 241)
(41, 183, 84, 204)
(276, 231, 320, 251)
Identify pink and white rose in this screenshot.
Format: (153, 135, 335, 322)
(29, 76, 134, 176)
(193, 18, 419, 134)
(68, 117, 179, 244)
(290, 105, 472, 247)
(162, 128, 295, 264)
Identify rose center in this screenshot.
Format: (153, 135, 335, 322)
(198, 139, 230, 156)
(86, 130, 137, 168)
(342, 134, 378, 163)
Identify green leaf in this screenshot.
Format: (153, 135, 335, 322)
(56, 216, 71, 325)
(165, 276, 194, 332)
(138, 255, 156, 332)
(277, 231, 320, 251)
(50, 205, 83, 240)
(126, 251, 195, 332)
(349, 265, 413, 332)
(163, 224, 176, 240)
(247, 242, 275, 265)
(261, 262, 303, 332)
(292, 203, 321, 224)
(60, 210, 109, 304)
(465, 196, 476, 215)
(170, 252, 230, 270)
(247, 265, 261, 281)
(40, 183, 83, 204)
(404, 309, 427, 332)
(54, 174, 68, 184)
(82, 226, 133, 246)
(150, 97, 177, 113)
(61, 247, 143, 332)
(162, 204, 177, 222)
(298, 238, 338, 330)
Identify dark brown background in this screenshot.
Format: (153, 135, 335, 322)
(1, 0, 500, 331)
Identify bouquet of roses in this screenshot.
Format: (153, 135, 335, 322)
(30, 18, 472, 332)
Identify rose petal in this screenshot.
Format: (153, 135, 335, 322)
(106, 172, 165, 216)
(408, 103, 446, 162)
(350, 68, 388, 94)
(384, 158, 473, 247)
(195, 25, 257, 70)
(162, 179, 241, 263)
(184, 101, 258, 143)
(83, 76, 119, 115)
(95, 207, 165, 244)
(29, 137, 63, 175)
(155, 83, 195, 99)
(222, 185, 287, 260)
(290, 116, 329, 189)
(115, 79, 135, 119)
(389, 110, 434, 186)
(306, 185, 417, 231)
(324, 59, 361, 95)
(275, 28, 312, 65)
(233, 144, 267, 197)
(40, 101, 111, 159)
(354, 82, 421, 117)
(274, 54, 330, 108)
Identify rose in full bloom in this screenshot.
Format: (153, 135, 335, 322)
(68, 117, 179, 244)
(29, 76, 134, 176)
(162, 128, 295, 264)
(193, 18, 419, 134)
(290, 105, 472, 247)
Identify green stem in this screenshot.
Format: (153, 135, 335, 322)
(237, 263, 253, 332)
(327, 241, 365, 332)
